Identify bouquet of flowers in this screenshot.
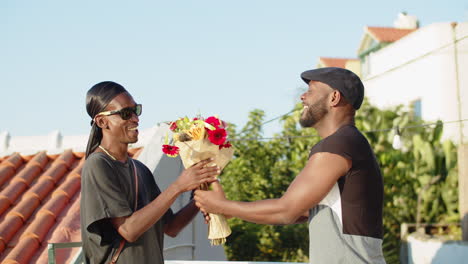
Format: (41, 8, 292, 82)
(162, 116, 234, 245)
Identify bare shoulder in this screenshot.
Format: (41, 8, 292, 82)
(281, 152, 351, 212)
(306, 152, 351, 176)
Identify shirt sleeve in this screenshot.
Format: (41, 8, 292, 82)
(315, 127, 357, 161)
(320, 135, 353, 161)
(81, 155, 133, 243)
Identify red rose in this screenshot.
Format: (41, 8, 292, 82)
(169, 122, 177, 131)
(162, 144, 179, 157)
(205, 116, 221, 128)
(207, 128, 227, 146)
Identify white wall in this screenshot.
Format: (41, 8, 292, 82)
(363, 22, 468, 143)
(0, 124, 155, 156)
(406, 234, 468, 264)
(164, 260, 306, 264)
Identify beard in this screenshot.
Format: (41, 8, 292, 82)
(299, 96, 328, 128)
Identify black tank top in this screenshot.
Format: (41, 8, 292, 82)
(308, 124, 384, 238)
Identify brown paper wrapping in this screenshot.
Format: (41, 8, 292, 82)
(175, 138, 234, 245)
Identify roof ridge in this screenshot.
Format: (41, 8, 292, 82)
(320, 56, 358, 59)
(365, 26, 417, 43)
(366, 25, 415, 30)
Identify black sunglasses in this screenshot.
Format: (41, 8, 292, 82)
(96, 104, 142, 120)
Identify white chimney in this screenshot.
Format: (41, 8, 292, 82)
(0, 131, 10, 153)
(48, 130, 63, 150)
(394, 12, 419, 29)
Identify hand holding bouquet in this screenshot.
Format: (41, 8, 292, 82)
(162, 116, 234, 245)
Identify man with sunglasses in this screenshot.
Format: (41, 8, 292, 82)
(80, 81, 220, 264)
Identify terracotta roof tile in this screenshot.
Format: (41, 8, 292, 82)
(128, 147, 141, 157)
(0, 147, 141, 264)
(0, 197, 10, 222)
(0, 152, 49, 214)
(0, 215, 22, 250)
(0, 154, 24, 187)
(33, 194, 81, 264)
(26, 179, 55, 201)
(41, 195, 69, 220)
(8, 196, 40, 222)
(56, 176, 81, 200)
(5, 234, 40, 264)
(319, 57, 359, 68)
(0, 181, 27, 212)
(366, 26, 416, 42)
(0, 242, 5, 255)
(21, 211, 56, 242)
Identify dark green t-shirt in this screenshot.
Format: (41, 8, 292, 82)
(80, 152, 173, 264)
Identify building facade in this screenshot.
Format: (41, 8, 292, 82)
(359, 17, 468, 143)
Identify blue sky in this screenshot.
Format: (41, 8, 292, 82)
(1, 0, 467, 137)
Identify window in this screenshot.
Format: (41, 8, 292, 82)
(361, 55, 371, 78)
(411, 99, 422, 119)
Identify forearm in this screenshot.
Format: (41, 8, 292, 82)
(116, 183, 182, 242)
(217, 198, 300, 225)
(164, 200, 199, 237)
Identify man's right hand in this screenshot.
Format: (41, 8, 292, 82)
(174, 158, 220, 193)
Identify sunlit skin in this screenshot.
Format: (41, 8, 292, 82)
(93, 92, 221, 242)
(94, 92, 140, 162)
(194, 81, 354, 225)
(299, 89, 328, 128)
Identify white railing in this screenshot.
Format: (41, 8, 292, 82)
(164, 260, 306, 264)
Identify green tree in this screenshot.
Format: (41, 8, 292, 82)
(221, 107, 314, 262)
(220, 100, 458, 263)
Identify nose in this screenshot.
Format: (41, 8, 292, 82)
(130, 112, 139, 122)
(300, 92, 306, 101)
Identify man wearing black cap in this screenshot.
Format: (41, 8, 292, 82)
(194, 67, 385, 263)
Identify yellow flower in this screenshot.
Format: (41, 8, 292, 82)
(188, 125, 205, 140)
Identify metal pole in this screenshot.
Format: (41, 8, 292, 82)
(451, 22, 464, 144)
(48, 243, 56, 264)
(459, 145, 468, 240)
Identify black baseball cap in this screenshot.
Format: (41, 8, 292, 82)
(300, 67, 364, 110)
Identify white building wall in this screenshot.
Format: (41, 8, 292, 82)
(363, 22, 468, 143)
(406, 234, 468, 264)
(0, 124, 156, 156)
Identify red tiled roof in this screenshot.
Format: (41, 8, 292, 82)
(366, 26, 416, 42)
(319, 57, 359, 68)
(0, 148, 143, 264)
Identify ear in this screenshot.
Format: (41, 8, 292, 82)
(330, 90, 342, 107)
(95, 116, 109, 130)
